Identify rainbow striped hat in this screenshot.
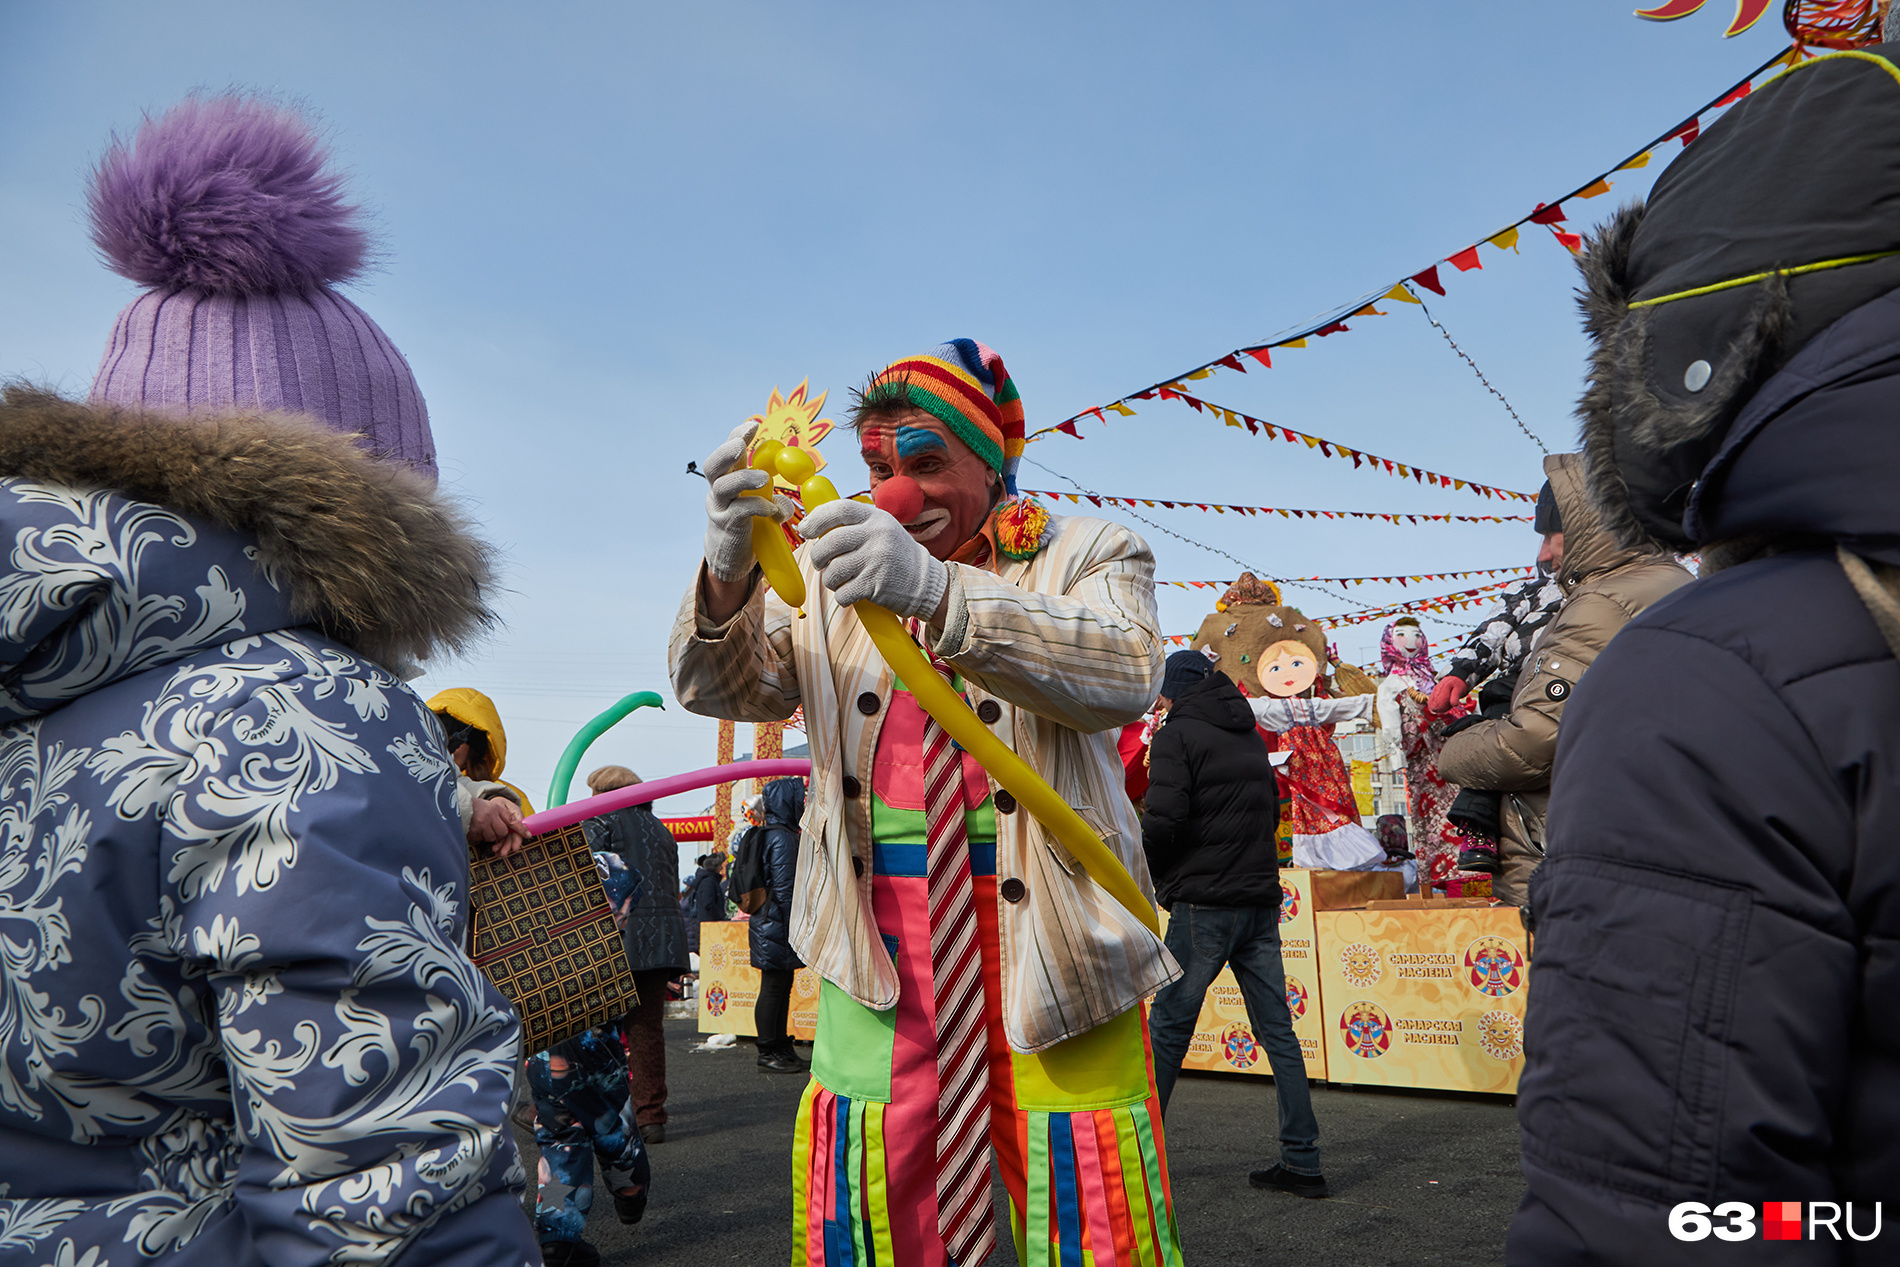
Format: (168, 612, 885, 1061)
(865, 338, 1026, 494)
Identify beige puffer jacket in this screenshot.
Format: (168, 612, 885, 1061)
(1438, 453, 1691, 811)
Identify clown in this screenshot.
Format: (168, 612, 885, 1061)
(672, 340, 1181, 1266)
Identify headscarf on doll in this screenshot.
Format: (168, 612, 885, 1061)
(1378, 617, 1436, 695)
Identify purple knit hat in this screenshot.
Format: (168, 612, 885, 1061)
(87, 95, 436, 479)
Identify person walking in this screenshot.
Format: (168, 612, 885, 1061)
(748, 777, 807, 1073)
(582, 766, 690, 1143)
(1511, 41, 1900, 1262)
(1142, 650, 1327, 1198)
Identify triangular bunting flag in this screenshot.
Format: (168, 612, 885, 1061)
(1411, 265, 1446, 296)
(1488, 225, 1521, 251)
(1448, 245, 1483, 272)
(1244, 347, 1273, 368)
(1383, 284, 1422, 304)
(1576, 178, 1612, 199)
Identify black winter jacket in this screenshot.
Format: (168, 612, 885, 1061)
(1512, 294, 1900, 1260)
(683, 864, 726, 953)
(748, 777, 806, 973)
(1141, 671, 1281, 911)
(584, 804, 688, 976)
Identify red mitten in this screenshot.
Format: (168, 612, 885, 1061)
(1426, 676, 1468, 716)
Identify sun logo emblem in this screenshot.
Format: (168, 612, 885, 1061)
(705, 984, 729, 1017)
(747, 378, 835, 492)
(1477, 1010, 1524, 1061)
(1279, 886, 1300, 924)
(1464, 936, 1524, 998)
(1339, 942, 1383, 988)
(1340, 1001, 1391, 1059)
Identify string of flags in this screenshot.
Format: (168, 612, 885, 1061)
(1032, 44, 1798, 444)
(1159, 574, 1531, 645)
(1026, 489, 1532, 523)
(1055, 389, 1536, 500)
(1160, 565, 1530, 591)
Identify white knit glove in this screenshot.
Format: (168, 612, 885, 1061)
(701, 420, 792, 583)
(800, 498, 949, 619)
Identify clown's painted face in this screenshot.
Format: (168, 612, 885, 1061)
(1389, 625, 1423, 655)
(1257, 640, 1320, 699)
(859, 408, 1000, 560)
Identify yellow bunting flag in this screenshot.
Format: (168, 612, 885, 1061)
(1616, 151, 1652, 171)
(1488, 225, 1520, 251)
(1109, 401, 1137, 416)
(1186, 368, 1214, 380)
(1576, 178, 1613, 199)
(1223, 410, 1243, 428)
(1281, 338, 1307, 349)
(1383, 284, 1422, 304)
(1350, 304, 1387, 318)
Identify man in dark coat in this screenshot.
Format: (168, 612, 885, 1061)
(1142, 650, 1325, 1198)
(1510, 43, 1900, 1264)
(683, 852, 728, 952)
(751, 777, 807, 1073)
(582, 766, 689, 1142)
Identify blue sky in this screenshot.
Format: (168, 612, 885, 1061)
(0, 3, 1787, 852)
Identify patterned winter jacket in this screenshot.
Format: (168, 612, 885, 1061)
(0, 391, 535, 1266)
(670, 511, 1178, 1054)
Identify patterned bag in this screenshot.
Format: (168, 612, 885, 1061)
(468, 821, 639, 1055)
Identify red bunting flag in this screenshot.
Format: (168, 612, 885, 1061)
(1528, 202, 1567, 225)
(1411, 265, 1446, 296)
(1314, 320, 1350, 337)
(1555, 230, 1584, 254)
(1448, 246, 1483, 272)
(1670, 117, 1700, 146)
(1713, 82, 1751, 108)
(1057, 421, 1082, 437)
(1217, 354, 1246, 372)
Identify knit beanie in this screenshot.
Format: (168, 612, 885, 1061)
(861, 338, 1026, 493)
(1160, 648, 1216, 701)
(86, 94, 437, 479)
(1533, 480, 1562, 536)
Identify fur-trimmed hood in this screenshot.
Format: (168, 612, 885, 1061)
(0, 385, 495, 698)
(1577, 44, 1900, 553)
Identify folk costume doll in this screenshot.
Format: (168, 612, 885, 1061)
(673, 340, 1182, 1267)
(1371, 619, 1468, 886)
(1188, 587, 1382, 870)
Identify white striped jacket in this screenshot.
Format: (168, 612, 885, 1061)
(668, 513, 1179, 1053)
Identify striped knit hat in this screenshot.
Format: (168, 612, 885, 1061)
(864, 338, 1025, 493)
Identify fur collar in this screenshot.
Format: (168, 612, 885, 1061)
(0, 385, 495, 669)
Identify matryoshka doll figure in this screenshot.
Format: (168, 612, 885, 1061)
(1242, 608, 1386, 869)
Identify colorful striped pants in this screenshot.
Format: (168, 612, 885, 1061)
(792, 856, 1183, 1266)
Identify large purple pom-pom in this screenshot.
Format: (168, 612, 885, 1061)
(87, 94, 368, 294)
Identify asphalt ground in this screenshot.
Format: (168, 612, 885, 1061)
(516, 1017, 1524, 1266)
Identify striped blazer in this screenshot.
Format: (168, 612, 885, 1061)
(668, 513, 1179, 1054)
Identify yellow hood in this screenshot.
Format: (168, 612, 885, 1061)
(427, 687, 535, 813)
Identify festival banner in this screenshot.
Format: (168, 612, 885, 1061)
(1315, 906, 1529, 1095)
(1033, 46, 1798, 442)
(1024, 489, 1533, 524)
(695, 920, 819, 1040)
(1172, 867, 1328, 1082)
(1160, 574, 1531, 645)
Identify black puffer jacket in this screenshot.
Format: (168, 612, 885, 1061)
(1140, 671, 1281, 911)
(748, 777, 806, 973)
(683, 860, 726, 953)
(584, 803, 688, 976)
(1513, 48, 1900, 1265)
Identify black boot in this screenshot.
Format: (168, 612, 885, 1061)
(1249, 1164, 1331, 1199)
(540, 1240, 602, 1267)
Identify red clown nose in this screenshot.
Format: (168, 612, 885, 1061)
(873, 476, 925, 525)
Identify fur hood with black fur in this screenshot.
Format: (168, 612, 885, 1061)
(1577, 43, 1900, 557)
(0, 383, 495, 683)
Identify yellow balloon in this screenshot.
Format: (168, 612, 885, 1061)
(795, 475, 1158, 932)
(774, 446, 817, 486)
(741, 440, 804, 610)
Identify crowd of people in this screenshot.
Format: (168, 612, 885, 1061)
(7, 37, 1900, 1266)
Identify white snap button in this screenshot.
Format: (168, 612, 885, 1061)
(1684, 360, 1712, 392)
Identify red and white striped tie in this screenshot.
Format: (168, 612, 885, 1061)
(923, 694, 996, 1264)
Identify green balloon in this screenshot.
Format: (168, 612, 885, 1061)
(547, 691, 665, 808)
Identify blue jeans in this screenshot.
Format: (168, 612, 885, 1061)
(1148, 902, 1322, 1175)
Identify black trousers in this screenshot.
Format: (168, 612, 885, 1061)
(754, 967, 795, 1055)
